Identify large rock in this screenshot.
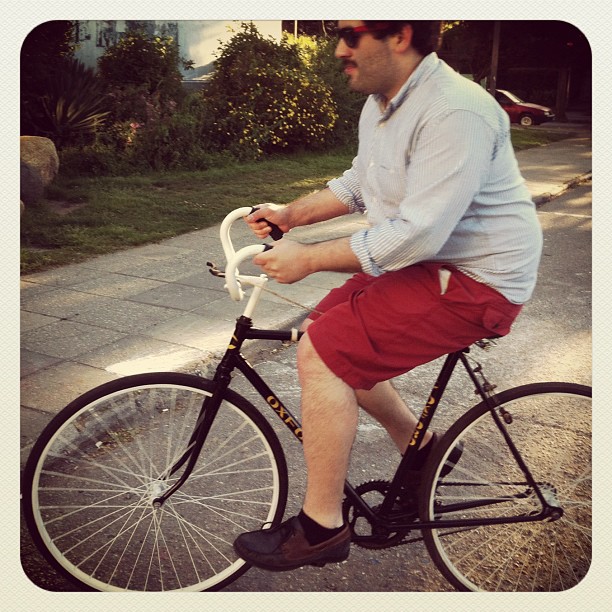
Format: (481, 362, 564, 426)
(20, 136, 59, 205)
(20, 160, 45, 204)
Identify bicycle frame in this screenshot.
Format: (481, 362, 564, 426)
(154, 206, 559, 528)
(153, 313, 560, 533)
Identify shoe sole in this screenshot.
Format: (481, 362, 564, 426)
(233, 540, 350, 572)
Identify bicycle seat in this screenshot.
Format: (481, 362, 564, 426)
(462, 336, 500, 353)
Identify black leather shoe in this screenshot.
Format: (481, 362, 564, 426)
(411, 432, 464, 477)
(392, 434, 464, 514)
(234, 516, 350, 572)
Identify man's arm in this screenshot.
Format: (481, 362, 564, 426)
(253, 236, 362, 284)
(246, 188, 350, 239)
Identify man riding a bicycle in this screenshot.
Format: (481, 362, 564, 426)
(234, 20, 543, 571)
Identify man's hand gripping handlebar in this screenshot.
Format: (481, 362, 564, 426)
(206, 207, 284, 301)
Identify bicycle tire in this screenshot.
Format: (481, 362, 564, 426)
(418, 382, 591, 592)
(22, 372, 288, 592)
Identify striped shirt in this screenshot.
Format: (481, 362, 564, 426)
(327, 53, 543, 304)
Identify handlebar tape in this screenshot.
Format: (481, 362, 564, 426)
(250, 207, 284, 241)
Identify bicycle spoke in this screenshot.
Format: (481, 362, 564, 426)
(421, 385, 591, 592)
(25, 374, 287, 591)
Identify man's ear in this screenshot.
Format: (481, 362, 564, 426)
(394, 24, 414, 53)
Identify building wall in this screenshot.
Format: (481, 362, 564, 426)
(73, 20, 282, 79)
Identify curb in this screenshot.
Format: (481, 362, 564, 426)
(533, 171, 592, 207)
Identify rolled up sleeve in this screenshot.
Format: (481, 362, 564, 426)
(327, 159, 367, 214)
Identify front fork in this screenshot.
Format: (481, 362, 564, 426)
(152, 317, 251, 507)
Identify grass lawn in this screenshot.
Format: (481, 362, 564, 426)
(21, 127, 573, 274)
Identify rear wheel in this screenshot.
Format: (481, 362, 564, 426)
(22, 372, 288, 591)
(420, 383, 591, 592)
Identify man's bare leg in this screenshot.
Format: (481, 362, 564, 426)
(297, 332, 358, 529)
(355, 381, 433, 454)
(300, 319, 431, 457)
(232, 326, 437, 570)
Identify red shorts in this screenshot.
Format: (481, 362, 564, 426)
(306, 263, 522, 391)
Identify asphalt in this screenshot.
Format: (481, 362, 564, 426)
(19, 121, 592, 466)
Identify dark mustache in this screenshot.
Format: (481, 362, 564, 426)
(342, 60, 357, 69)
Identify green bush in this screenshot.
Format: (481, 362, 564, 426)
(54, 24, 363, 175)
(301, 35, 364, 147)
(203, 24, 339, 159)
(58, 144, 143, 177)
(97, 30, 192, 115)
(58, 93, 231, 176)
(97, 30, 194, 158)
(129, 96, 219, 170)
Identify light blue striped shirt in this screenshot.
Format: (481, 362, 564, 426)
(327, 53, 542, 304)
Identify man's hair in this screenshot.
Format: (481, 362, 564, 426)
(364, 21, 443, 56)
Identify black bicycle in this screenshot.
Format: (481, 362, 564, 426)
(22, 208, 592, 592)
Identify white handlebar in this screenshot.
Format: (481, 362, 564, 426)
(219, 206, 253, 263)
(224, 244, 267, 301)
(219, 207, 269, 301)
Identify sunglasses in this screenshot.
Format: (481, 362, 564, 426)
(335, 24, 391, 49)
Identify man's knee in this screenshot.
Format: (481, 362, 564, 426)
(297, 330, 334, 387)
(299, 317, 314, 333)
(297, 330, 318, 370)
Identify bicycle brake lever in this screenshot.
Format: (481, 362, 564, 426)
(250, 206, 284, 241)
(206, 261, 225, 277)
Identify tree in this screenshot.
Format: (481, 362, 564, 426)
(21, 20, 75, 70)
(97, 30, 193, 114)
(439, 21, 495, 85)
(281, 21, 335, 37)
(20, 21, 77, 135)
(440, 21, 591, 115)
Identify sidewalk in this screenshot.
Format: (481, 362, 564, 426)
(19, 132, 592, 460)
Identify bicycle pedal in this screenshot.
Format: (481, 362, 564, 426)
(374, 498, 418, 521)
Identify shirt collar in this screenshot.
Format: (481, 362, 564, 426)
(375, 52, 440, 121)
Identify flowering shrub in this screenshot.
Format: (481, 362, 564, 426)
(96, 31, 188, 154)
(204, 24, 338, 159)
(56, 24, 360, 175)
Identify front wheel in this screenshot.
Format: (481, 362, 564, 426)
(22, 372, 288, 591)
(419, 383, 591, 592)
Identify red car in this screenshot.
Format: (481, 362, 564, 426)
(495, 89, 556, 126)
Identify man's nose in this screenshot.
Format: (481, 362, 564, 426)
(334, 38, 350, 58)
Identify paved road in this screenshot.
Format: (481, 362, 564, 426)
(20, 182, 592, 595)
